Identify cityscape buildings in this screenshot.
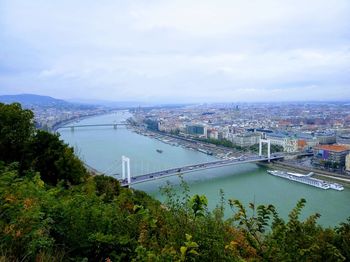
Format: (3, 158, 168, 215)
(132, 102, 350, 174)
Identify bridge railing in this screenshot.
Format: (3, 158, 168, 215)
(119, 155, 284, 186)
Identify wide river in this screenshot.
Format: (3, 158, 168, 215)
(59, 112, 350, 227)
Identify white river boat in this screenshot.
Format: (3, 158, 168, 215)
(267, 170, 344, 191)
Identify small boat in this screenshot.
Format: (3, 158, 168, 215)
(156, 149, 163, 153)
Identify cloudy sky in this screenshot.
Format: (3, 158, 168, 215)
(0, 0, 349, 103)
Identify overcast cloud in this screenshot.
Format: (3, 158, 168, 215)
(0, 0, 349, 102)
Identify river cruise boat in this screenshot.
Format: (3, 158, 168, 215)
(267, 170, 344, 191)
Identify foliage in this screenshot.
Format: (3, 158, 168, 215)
(0, 103, 87, 186)
(180, 234, 199, 261)
(229, 198, 346, 261)
(189, 194, 208, 217)
(335, 218, 350, 261)
(196, 137, 284, 153)
(0, 165, 55, 260)
(0, 163, 349, 261)
(94, 175, 121, 202)
(197, 137, 242, 150)
(26, 130, 87, 186)
(0, 103, 34, 164)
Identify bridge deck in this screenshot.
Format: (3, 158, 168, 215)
(58, 123, 129, 129)
(119, 155, 283, 186)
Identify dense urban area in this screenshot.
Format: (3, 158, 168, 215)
(12, 94, 350, 177)
(131, 102, 350, 175)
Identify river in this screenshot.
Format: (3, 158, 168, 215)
(59, 112, 350, 227)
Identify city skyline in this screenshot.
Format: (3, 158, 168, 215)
(0, 0, 349, 102)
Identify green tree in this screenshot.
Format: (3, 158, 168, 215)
(0, 103, 34, 164)
(335, 218, 350, 260)
(0, 166, 54, 260)
(94, 175, 121, 202)
(28, 130, 87, 186)
(265, 199, 344, 261)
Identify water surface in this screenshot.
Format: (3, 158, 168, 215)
(59, 112, 350, 227)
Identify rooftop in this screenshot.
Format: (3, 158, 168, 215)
(315, 144, 350, 152)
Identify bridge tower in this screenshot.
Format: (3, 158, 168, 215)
(113, 124, 117, 129)
(259, 138, 271, 162)
(70, 126, 74, 132)
(122, 156, 131, 184)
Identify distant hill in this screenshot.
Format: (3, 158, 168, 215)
(0, 94, 97, 109)
(0, 94, 69, 106)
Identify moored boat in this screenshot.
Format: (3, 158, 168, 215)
(267, 170, 344, 191)
(329, 183, 344, 191)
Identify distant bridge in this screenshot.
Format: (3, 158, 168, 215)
(117, 154, 283, 187)
(58, 123, 130, 130)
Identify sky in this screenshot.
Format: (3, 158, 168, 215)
(0, 0, 349, 103)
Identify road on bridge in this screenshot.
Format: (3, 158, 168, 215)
(119, 155, 283, 186)
(58, 123, 130, 129)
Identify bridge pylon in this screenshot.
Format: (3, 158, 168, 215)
(122, 156, 131, 184)
(259, 138, 271, 162)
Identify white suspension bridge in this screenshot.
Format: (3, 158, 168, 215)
(58, 122, 130, 131)
(95, 138, 283, 187)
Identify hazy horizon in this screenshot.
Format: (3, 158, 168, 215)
(1, 1, 349, 102)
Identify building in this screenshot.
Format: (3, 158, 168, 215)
(207, 129, 219, 140)
(313, 144, 350, 171)
(231, 133, 260, 147)
(267, 132, 318, 153)
(284, 138, 298, 153)
(338, 133, 350, 145)
(315, 132, 336, 145)
(186, 124, 207, 137)
(297, 139, 307, 151)
(346, 154, 350, 174)
(267, 133, 298, 153)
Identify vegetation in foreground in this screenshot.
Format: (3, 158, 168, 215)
(0, 103, 349, 261)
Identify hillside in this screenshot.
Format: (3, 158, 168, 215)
(0, 94, 69, 106)
(0, 94, 97, 110)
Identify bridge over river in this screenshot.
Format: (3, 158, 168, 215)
(58, 123, 130, 130)
(65, 125, 282, 187)
(117, 154, 284, 187)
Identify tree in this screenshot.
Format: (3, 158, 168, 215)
(94, 175, 121, 202)
(0, 103, 34, 163)
(335, 218, 350, 260)
(28, 130, 86, 186)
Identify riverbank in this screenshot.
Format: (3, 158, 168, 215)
(128, 126, 251, 160)
(259, 161, 350, 187)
